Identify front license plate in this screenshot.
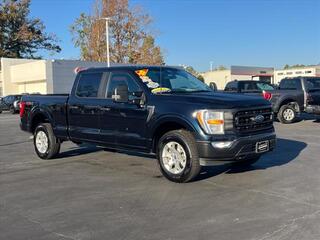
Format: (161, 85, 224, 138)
(256, 140, 269, 153)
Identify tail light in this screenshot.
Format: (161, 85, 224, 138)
(262, 90, 272, 101)
(19, 101, 26, 117)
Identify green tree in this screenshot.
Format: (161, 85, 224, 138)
(215, 65, 227, 71)
(197, 75, 205, 82)
(185, 65, 204, 81)
(283, 64, 306, 69)
(185, 66, 198, 76)
(0, 0, 61, 58)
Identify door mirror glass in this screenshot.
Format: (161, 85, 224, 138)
(113, 84, 129, 103)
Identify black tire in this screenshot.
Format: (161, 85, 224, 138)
(277, 104, 297, 124)
(232, 156, 260, 167)
(10, 106, 15, 114)
(157, 130, 201, 183)
(34, 123, 60, 159)
(0, 110, 2, 114)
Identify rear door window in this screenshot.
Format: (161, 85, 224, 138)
(76, 72, 103, 98)
(279, 79, 301, 90)
(305, 78, 320, 91)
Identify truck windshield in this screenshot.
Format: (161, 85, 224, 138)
(134, 68, 211, 94)
(306, 78, 320, 91)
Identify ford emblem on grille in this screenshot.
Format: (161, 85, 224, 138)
(251, 114, 265, 123)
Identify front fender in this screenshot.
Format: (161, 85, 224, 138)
(148, 114, 202, 140)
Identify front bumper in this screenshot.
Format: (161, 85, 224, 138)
(197, 132, 276, 166)
(305, 105, 320, 115)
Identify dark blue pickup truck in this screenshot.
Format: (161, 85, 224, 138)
(20, 66, 276, 182)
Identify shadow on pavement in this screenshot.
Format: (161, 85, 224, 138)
(52, 138, 307, 182)
(196, 138, 307, 181)
(57, 144, 101, 159)
(298, 113, 320, 123)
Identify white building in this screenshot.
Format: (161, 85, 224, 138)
(0, 58, 110, 96)
(202, 65, 274, 90)
(274, 66, 320, 84)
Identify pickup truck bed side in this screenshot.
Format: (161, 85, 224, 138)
(21, 95, 69, 138)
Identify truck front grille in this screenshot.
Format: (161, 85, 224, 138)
(234, 108, 273, 134)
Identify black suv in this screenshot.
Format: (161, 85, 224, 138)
(0, 95, 22, 114)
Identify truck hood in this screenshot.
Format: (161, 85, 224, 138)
(160, 91, 271, 109)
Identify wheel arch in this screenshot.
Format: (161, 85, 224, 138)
(150, 116, 197, 153)
(30, 110, 52, 133)
(278, 98, 300, 112)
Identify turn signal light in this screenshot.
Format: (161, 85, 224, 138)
(207, 119, 224, 125)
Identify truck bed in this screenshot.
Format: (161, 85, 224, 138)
(21, 94, 70, 138)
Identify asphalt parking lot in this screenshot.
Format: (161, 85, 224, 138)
(1, 113, 320, 240)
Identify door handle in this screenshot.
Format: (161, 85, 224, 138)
(69, 106, 79, 110)
(100, 107, 111, 111)
(85, 105, 99, 110)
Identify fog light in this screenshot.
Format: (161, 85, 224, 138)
(211, 141, 233, 149)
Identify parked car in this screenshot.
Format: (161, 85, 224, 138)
(0, 95, 22, 114)
(224, 78, 320, 123)
(269, 77, 320, 123)
(20, 66, 276, 183)
(224, 80, 275, 95)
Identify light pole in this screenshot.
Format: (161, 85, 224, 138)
(99, 17, 111, 67)
(210, 61, 213, 71)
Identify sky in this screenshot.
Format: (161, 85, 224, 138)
(30, 0, 320, 72)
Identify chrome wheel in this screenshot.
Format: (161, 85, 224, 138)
(161, 141, 187, 174)
(35, 131, 48, 154)
(283, 108, 295, 121)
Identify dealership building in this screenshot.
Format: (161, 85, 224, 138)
(274, 65, 320, 84)
(202, 65, 320, 89)
(202, 65, 274, 90)
(0, 58, 110, 96)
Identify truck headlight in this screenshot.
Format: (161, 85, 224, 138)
(195, 110, 224, 134)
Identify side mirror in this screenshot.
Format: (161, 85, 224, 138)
(209, 82, 217, 91)
(113, 84, 129, 103)
(131, 91, 145, 106)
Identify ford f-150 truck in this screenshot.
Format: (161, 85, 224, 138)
(224, 77, 320, 124)
(20, 66, 276, 183)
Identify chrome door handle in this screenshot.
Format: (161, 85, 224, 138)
(85, 105, 99, 109)
(69, 106, 79, 109)
(100, 107, 111, 111)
